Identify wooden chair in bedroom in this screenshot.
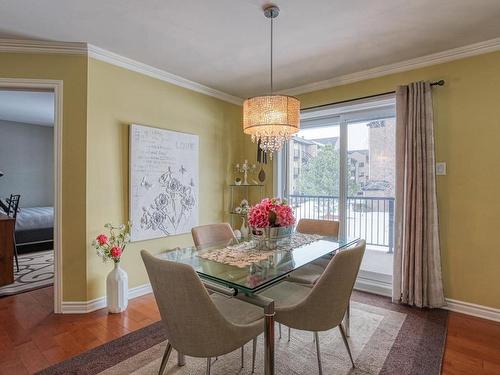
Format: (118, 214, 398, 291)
(6, 194, 21, 272)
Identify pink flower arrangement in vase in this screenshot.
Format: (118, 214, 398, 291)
(92, 223, 131, 313)
(248, 198, 295, 249)
(92, 223, 131, 263)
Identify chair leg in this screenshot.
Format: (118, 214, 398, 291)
(288, 326, 291, 342)
(339, 325, 355, 368)
(206, 357, 211, 375)
(158, 342, 172, 375)
(241, 346, 244, 368)
(278, 323, 282, 339)
(252, 337, 257, 373)
(314, 332, 323, 375)
(13, 234, 19, 273)
(177, 351, 186, 366)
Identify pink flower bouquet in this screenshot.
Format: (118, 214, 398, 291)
(248, 198, 296, 229)
(248, 198, 295, 249)
(92, 223, 131, 263)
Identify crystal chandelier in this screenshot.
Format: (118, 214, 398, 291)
(243, 5, 300, 156)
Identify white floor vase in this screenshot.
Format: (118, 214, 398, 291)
(106, 262, 128, 313)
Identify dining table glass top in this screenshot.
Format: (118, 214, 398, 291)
(158, 235, 359, 293)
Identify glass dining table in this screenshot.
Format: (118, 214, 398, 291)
(158, 235, 359, 375)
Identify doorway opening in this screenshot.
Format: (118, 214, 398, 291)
(0, 79, 63, 312)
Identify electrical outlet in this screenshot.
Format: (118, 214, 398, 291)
(436, 162, 446, 176)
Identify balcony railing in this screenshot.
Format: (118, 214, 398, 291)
(289, 194, 395, 253)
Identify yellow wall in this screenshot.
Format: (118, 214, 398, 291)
(3, 49, 498, 309)
(0, 53, 88, 301)
(296, 51, 500, 309)
(86, 58, 244, 300)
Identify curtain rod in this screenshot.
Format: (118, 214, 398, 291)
(301, 80, 445, 111)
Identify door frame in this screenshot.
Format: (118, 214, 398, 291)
(0, 78, 64, 313)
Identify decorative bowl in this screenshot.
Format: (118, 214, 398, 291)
(251, 226, 293, 250)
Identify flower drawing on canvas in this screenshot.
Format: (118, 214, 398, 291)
(140, 166, 196, 235)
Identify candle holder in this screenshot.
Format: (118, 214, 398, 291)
(234, 160, 256, 185)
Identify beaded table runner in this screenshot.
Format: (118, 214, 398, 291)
(197, 233, 322, 268)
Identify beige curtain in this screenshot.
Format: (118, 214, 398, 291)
(393, 81, 445, 308)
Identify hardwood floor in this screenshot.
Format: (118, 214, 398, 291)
(442, 312, 500, 375)
(0, 287, 160, 374)
(0, 287, 499, 374)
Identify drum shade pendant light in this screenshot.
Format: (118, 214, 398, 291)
(243, 5, 300, 156)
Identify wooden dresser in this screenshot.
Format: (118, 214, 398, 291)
(0, 213, 15, 286)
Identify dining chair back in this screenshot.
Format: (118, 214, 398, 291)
(191, 223, 236, 247)
(7, 194, 21, 272)
(141, 250, 260, 359)
(296, 219, 339, 237)
(6, 194, 20, 219)
(278, 240, 366, 332)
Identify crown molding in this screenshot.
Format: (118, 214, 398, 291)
(0, 39, 242, 105)
(0, 38, 87, 54)
(87, 44, 243, 105)
(281, 37, 500, 96)
(2, 37, 500, 104)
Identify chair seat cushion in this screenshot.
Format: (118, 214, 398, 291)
(260, 281, 311, 309)
(286, 263, 325, 285)
(211, 294, 264, 325)
(311, 255, 331, 269)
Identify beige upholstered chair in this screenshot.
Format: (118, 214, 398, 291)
(191, 223, 236, 248)
(141, 250, 264, 374)
(288, 219, 340, 285)
(262, 240, 366, 374)
(296, 218, 340, 237)
(192, 222, 260, 371)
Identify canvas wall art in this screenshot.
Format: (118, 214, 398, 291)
(129, 124, 199, 241)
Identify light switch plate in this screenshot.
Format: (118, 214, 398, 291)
(436, 162, 446, 176)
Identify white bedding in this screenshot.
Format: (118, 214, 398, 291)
(15, 206, 54, 231)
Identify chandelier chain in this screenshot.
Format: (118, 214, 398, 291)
(270, 16, 273, 94)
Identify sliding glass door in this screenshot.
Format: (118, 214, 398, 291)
(287, 121, 340, 224)
(279, 96, 396, 285)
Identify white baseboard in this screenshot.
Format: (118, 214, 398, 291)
(353, 278, 500, 323)
(62, 281, 500, 323)
(444, 298, 500, 322)
(61, 283, 153, 314)
(128, 283, 153, 300)
(354, 277, 392, 297)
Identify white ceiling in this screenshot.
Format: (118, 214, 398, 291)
(0, 91, 55, 126)
(0, 0, 500, 98)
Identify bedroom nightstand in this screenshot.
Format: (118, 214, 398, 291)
(0, 212, 15, 286)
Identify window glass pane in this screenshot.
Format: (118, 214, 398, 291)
(288, 123, 340, 222)
(347, 117, 395, 277)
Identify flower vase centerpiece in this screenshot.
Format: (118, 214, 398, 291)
(92, 223, 131, 313)
(248, 198, 295, 250)
(234, 199, 250, 238)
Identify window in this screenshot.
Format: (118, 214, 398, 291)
(278, 95, 396, 284)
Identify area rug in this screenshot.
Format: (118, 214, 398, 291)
(0, 250, 54, 297)
(37, 291, 448, 375)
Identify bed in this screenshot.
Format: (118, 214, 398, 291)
(14, 206, 54, 246)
